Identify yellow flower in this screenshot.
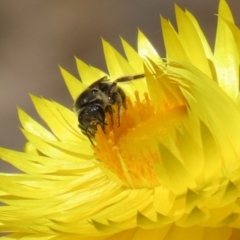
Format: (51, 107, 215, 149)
(1, 0, 240, 239)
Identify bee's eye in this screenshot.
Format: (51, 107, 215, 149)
(91, 89, 98, 94)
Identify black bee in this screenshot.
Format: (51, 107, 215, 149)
(74, 74, 145, 144)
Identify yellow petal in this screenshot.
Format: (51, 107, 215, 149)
(30, 95, 83, 142)
(214, 0, 239, 99)
(60, 66, 85, 100)
(75, 57, 107, 85)
(18, 108, 57, 141)
(137, 29, 163, 64)
(121, 37, 144, 73)
(185, 10, 213, 61)
(175, 5, 212, 78)
(102, 38, 137, 79)
(160, 16, 189, 62)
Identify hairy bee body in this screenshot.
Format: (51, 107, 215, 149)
(74, 74, 144, 143)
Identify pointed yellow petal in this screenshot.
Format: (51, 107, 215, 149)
(214, 0, 239, 99)
(137, 29, 162, 64)
(102, 39, 136, 79)
(160, 16, 189, 62)
(18, 108, 57, 141)
(121, 38, 147, 96)
(21, 129, 90, 161)
(168, 61, 240, 164)
(30, 96, 84, 142)
(59, 66, 85, 100)
(121, 37, 144, 73)
(175, 5, 212, 78)
(75, 57, 107, 85)
(155, 143, 196, 195)
(185, 10, 213, 60)
(219, 16, 240, 73)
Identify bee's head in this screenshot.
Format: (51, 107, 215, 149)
(78, 104, 105, 137)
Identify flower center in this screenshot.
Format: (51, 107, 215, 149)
(94, 91, 187, 188)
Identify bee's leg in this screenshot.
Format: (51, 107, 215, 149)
(110, 92, 122, 126)
(117, 87, 127, 109)
(132, 73, 145, 80)
(95, 117, 108, 132)
(80, 125, 95, 146)
(109, 82, 118, 96)
(116, 97, 122, 126)
(87, 134, 95, 146)
(106, 105, 114, 126)
(115, 74, 145, 83)
(109, 83, 126, 126)
(114, 73, 145, 109)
